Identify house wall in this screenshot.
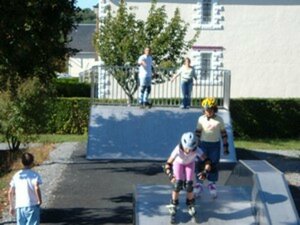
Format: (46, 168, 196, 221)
(108, 0, 300, 98)
(68, 53, 98, 77)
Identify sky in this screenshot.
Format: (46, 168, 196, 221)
(76, 0, 98, 9)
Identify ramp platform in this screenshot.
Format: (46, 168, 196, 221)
(87, 105, 236, 162)
(135, 160, 300, 225)
(134, 185, 254, 225)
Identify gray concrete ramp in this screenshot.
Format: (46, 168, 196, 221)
(87, 105, 236, 162)
(134, 185, 255, 225)
(135, 160, 300, 225)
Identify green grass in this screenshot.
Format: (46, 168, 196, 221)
(234, 138, 300, 150)
(1, 134, 299, 150)
(0, 134, 88, 143)
(36, 134, 88, 143)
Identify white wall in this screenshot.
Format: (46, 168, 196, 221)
(108, 0, 300, 98)
(68, 53, 97, 77)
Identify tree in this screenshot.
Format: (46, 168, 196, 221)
(0, 77, 52, 151)
(94, 0, 199, 103)
(77, 8, 96, 24)
(0, 0, 81, 94)
(0, 0, 80, 150)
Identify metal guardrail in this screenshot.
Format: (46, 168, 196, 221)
(82, 65, 231, 109)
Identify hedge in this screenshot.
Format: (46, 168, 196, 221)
(230, 98, 300, 139)
(42, 98, 299, 139)
(44, 98, 91, 134)
(55, 78, 90, 97)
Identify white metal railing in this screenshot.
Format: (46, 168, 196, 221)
(86, 65, 231, 109)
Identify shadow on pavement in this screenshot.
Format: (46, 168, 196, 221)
(41, 206, 132, 225)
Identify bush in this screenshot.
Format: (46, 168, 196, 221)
(55, 78, 90, 97)
(230, 99, 300, 139)
(45, 98, 90, 134)
(0, 77, 51, 150)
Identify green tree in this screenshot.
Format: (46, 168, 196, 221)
(0, 78, 52, 151)
(77, 8, 96, 24)
(94, 0, 198, 103)
(0, 0, 80, 94)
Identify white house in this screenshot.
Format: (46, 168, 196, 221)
(99, 0, 300, 98)
(68, 24, 98, 77)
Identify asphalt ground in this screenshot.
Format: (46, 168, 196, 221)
(40, 145, 300, 225)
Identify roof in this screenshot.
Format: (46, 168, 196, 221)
(69, 24, 96, 53)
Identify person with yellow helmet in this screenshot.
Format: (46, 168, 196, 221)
(194, 98, 229, 199)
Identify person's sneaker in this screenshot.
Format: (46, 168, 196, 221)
(193, 182, 204, 198)
(208, 183, 217, 199)
(144, 102, 152, 108)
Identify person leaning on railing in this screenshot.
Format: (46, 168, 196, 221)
(171, 57, 197, 109)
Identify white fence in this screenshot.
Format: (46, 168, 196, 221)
(86, 66, 231, 109)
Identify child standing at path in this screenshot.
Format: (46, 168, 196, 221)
(8, 152, 43, 225)
(164, 132, 212, 216)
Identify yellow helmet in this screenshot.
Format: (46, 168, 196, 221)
(201, 98, 217, 109)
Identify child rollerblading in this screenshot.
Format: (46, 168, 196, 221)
(164, 132, 212, 223)
(195, 98, 229, 199)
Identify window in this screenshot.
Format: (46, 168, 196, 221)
(200, 53, 212, 80)
(193, 0, 224, 30)
(202, 0, 212, 24)
(192, 46, 224, 84)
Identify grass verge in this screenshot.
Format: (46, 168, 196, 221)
(234, 138, 300, 150)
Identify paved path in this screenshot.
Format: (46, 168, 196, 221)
(38, 144, 299, 225)
(40, 143, 232, 225)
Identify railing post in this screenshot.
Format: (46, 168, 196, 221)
(90, 69, 95, 104)
(223, 71, 231, 109)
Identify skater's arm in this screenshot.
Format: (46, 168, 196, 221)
(197, 157, 212, 180)
(221, 129, 229, 155)
(164, 158, 175, 182)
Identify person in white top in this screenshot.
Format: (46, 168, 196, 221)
(137, 47, 154, 108)
(195, 98, 229, 199)
(8, 152, 42, 225)
(164, 132, 212, 216)
(171, 57, 197, 109)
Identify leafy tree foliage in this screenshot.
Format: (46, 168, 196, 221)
(94, 0, 199, 102)
(0, 0, 81, 149)
(0, 78, 52, 151)
(0, 0, 80, 94)
(77, 8, 96, 24)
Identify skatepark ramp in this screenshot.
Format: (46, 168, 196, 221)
(86, 105, 236, 162)
(134, 160, 300, 225)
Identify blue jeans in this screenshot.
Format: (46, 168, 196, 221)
(138, 77, 151, 104)
(197, 141, 221, 182)
(17, 205, 40, 225)
(181, 80, 193, 108)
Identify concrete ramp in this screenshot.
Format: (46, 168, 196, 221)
(134, 160, 300, 225)
(134, 185, 254, 225)
(87, 105, 236, 162)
